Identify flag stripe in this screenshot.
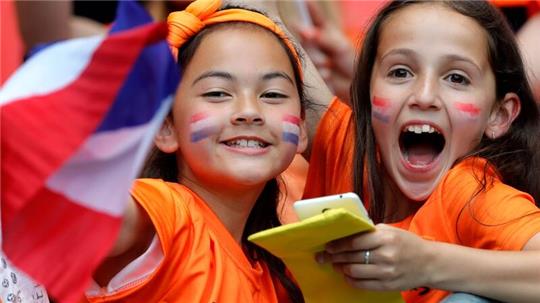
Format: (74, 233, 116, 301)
(2, 187, 121, 303)
(282, 132, 299, 145)
(283, 122, 300, 134)
(95, 39, 178, 132)
(282, 115, 300, 125)
(47, 96, 172, 216)
(0, 36, 103, 106)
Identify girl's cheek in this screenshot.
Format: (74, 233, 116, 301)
(371, 96, 393, 124)
(281, 114, 301, 146)
(189, 112, 220, 142)
(453, 102, 481, 122)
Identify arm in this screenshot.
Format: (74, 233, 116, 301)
(517, 13, 540, 104)
(319, 226, 540, 302)
(93, 197, 155, 286)
(295, 1, 355, 104)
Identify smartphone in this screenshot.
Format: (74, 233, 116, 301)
(293, 192, 371, 223)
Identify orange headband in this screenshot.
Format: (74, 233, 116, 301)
(167, 0, 302, 76)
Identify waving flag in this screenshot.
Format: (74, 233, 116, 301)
(0, 2, 179, 302)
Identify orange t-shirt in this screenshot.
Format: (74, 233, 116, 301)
(304, 98, 540, 303)
(85, 179, 288, 303)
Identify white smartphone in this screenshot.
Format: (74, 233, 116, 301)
(293, 192, 371, 223)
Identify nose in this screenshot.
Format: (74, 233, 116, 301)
(408, 74, 441, 110)
(231, 96, 264, 125)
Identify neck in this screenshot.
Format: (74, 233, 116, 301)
(181, 177, 265, 243)
(382, 175, 423, 222)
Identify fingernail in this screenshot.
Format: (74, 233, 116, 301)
(315, 252, 325, 264)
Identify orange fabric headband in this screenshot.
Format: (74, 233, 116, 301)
(167, 0, 302, 76)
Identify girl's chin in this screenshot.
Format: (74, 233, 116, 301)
(398, 183, 436, 202)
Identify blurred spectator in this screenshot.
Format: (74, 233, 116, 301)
(518, 13, 540, 105)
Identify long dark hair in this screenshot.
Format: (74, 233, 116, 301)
(351, 0, 540, 224)
(142, 20, 305, 302)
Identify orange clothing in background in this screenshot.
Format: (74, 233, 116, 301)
(303, 97, 354, 200)
(304, 98, 540, 303)
(0, 0, 24, 85)
(85, 179, 287, 303)
(278, 154, 309, 223)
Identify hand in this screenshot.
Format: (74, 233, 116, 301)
(296, 1, 355, 104)
(517, 13, 540, 104)
(316, 224, 433, 291)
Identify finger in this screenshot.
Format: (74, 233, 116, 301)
(315, 251, 326, 264)
(333, 263, 380, 280)
(344, 277, 399, 292)
(297, 27, 319, 43)
(325, 250, 376, 265)
(326, 231, 379, 253)
(306, 1, 326, 27)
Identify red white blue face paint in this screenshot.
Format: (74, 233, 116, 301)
(189, 112, 219, 142)
(454, 102, 481, 121)
(372, 97, 391, 123)
(282, 115, 301, 145)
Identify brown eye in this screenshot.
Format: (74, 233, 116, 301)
(262, 92, 287, 99)
(202, 91, 229, 98)
(445, 73, 470, 85)
(388, 68, 411, 78)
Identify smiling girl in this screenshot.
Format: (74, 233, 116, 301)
(304, 1, 540, 302)
(83, 0, 310, 302)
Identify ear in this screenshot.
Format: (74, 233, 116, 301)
(296, 120, 308, 154)
(485, 92, 521, 139)
(154, 117, 179, 153)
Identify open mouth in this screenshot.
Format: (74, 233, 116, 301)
(399, 124, 445, 167)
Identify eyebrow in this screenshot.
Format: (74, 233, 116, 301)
(192, 71, 234, 86)
(443, 54, 482, 73)
(379, 48, 416, 62)
(192, 70, 295, 86)
(262, 71, 294, 85)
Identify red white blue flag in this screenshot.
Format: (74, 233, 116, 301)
(0, 2, 179, 302)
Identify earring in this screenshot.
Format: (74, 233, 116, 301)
(492, 131, 496, 139)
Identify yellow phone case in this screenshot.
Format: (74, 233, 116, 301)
(248, 208, 404, 303)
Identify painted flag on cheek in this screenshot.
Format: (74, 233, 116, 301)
(282, 115, 301, 145)
(0, 2, 180, 302)
(189, 113, 219, 143)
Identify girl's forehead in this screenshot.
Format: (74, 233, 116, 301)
(377, 4, 490, 68)
(185, 26, 295, 78)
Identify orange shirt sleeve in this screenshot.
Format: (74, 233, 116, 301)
(303, 97, 355, 199)
(131, 179, 190, 256)
(413, 158, 540, 251)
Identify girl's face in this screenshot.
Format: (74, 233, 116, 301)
(164, 26, 305, 193)
(369, 4, 497, 201)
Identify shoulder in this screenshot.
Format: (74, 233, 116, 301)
(132, 178, 195, 210)
(131, 179, 197, 246)
(427, 157, 537, 228)
(428, 157, 540, 248)
(437, 157, 500, 198)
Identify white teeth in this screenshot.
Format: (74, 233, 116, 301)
(404, 124, 438, 134)
(227, 139, 265, 148)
